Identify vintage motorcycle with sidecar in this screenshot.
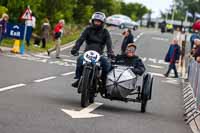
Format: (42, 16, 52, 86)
(76, 50, 153, 113)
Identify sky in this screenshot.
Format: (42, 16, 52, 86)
(124, 0, 173, 18)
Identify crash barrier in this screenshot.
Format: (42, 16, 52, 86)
(183, 58, 200, 129)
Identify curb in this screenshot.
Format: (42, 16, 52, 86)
(40, 40, 76, 55)
(0, 40, 76, 56)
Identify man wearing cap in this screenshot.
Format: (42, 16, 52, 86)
(115, 43, 145, 76)
(121, 29, 134, 55)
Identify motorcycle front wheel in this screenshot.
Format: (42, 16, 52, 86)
(80, 68, 92, 107)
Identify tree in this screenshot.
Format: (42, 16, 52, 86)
(120, 2, 149, 20)
(0, 0, 149, 31)
(93, 0, 121, 16)
(73, 0, 94, 24)
(173, 0, 200, 21)
(0, 5, 8, 16)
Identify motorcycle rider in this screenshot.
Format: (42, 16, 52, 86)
(115, 43, 145, 76)
(71, 12, 114, 88)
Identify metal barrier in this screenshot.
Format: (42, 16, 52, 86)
(183, 58, 200, 129)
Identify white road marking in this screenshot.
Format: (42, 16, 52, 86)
(149, 72, 165, 77)
(149, 58, 157, 63)
(61, 72, 75, 76)
(59, 54, 71, 58)
(34, 54, 51, 59)
(61, 102, 104, 119)
(134, 32, 143, 42)
(62, 59, 76, 63)
(152, 37, 169, 41)
(162, 79, 179, 85)
(34, 76, 57, 83)
(141, 57, 147, 62)
(0, 84, 26, 92)
(147, 64, 164, 69)
(158, 60, 168, 65)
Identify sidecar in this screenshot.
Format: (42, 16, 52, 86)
(105, 65, 153, 113)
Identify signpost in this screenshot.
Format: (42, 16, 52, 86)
(20, 8, 32, 55)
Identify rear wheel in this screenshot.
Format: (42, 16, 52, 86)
(80, 68, 91, 107)
(141, 73, 153, 113)
(141, 96, 148, 113)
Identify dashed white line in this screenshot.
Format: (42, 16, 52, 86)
(152, 37, 169, 41)
(149, 72, 164, 77)
(158, 60, 168, 65)
(149, 58, 157, 63)
(134, 32, 143, 42)
(34, 54, 51, 59)
(61, 72, 75, 76)
(62, 59, 76, 63)
(34, 76, 57, 83)
(147, 64, 164, 69)
(0, 84, 26, 92)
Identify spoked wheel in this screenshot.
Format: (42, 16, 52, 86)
(80, 68, 91, 107)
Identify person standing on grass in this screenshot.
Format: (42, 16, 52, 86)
(47, 19, 65, 59)
(41, 18, 51, 48)
(164, 39, 181, 78)
(0, 13, 9, 52)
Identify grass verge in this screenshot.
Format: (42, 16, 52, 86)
(1, 28, 81, 53)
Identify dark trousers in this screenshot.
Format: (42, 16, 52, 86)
(42, 38, 46, 48)
(165, 63, 178, 77)
(26, 26, 33, 46)
(75, 55, 111, 80)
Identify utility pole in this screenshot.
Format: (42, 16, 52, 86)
(171, 0, 176, 23)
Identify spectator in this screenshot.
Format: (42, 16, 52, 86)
(175, 27, 181, 42)
(190, 29, 200, 51)
(197, 56, 200, 63)
(179, 28, 187, 67)
(196, 56, 200, 63)
(164, 39, 181, 78)
(47, 19, 65, 58)
(25, 11, 36, 47)
(0, 13, 9, 52)
(121, 28, 134, 55)
(40, 18, 51, 48)
(193, 39, 200, 60)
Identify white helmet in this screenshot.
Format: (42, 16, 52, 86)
(91, 12, 106, 23)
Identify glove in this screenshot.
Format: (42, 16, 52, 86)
(71, 48, 78, 56)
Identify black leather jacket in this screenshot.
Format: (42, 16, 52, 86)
(72, 25, 113, 55)
(115, 54, 145, 76)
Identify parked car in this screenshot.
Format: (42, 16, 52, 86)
(106, 14, 139, 30)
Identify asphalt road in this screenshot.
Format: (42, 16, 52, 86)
(0, 27, 192, 133)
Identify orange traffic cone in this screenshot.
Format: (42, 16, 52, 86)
(11, 39, 20, 53)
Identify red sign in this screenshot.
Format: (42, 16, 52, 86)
(20, 8, 32, 20)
